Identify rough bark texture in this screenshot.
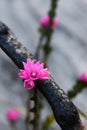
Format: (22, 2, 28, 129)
(0, 21, 82, 130)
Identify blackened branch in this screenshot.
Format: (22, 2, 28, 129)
(0, 21, 82, 130)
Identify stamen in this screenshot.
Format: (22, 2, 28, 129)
(31, 72, 37, 78)
(27, 81, 30, 85)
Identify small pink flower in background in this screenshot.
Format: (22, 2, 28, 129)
(40, 16, 58, 30)
(82, 122, 87, 130)
(6, 109, 19, 122)
(79, 73, 87, 83)
(18, 59, 50, 90)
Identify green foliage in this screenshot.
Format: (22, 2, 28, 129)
(68, 80, 87, 99)
(78, 107, 87, 120)
(42, 115, 55, 130)
(68, 80, 87, 120)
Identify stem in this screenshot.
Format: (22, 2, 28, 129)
(35, 0, 58, 65)
(10, 122, 17, 130)
(29, 88, 39, 130)
(68, 80, 87, 99)
(35, 35, 43, 59)
(43, 37, 52, 66)
(43, 0, 58, 65)
(33, 88, 39, 130)
(78, 107, 87, 120)
(25, 93, 30, 130)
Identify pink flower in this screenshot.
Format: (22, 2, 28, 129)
(79, 73, 87, 83)
(6, 109, 19, 122)
(40, 16, 58, 30)
(24, 79, 35, 90)
(18, 59, 50, 90)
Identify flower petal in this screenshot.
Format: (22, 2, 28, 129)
(24, 79, 35, 90)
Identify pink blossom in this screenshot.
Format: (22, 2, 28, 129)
(24, 79, 35, 90)
(18, 59, 50, 90)
(40, 16, 58, 30)
(6, 109, 19, 122)
(79, 73, 87, 83)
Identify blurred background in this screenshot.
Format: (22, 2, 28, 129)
(0, 0, 87, 129)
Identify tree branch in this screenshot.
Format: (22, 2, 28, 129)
(0, 21, 82, 130)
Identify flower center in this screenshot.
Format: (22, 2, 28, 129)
(27, 81, 30, 85)
(31, 72, 37, 78)
(27, 81, 32, 86)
